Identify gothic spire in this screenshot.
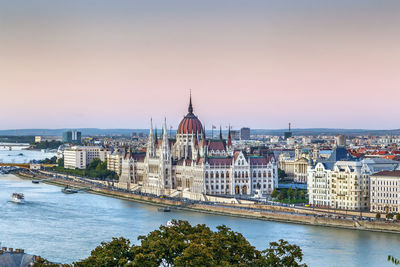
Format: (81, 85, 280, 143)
(188, 90, 193, 114)
(219, 126, 223, 140)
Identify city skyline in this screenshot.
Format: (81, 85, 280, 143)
(1, 0, 399, 129)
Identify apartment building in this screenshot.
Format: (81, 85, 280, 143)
(370, 171, 400, 213)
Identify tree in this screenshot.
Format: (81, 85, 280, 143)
(263, 239, 307, 267)
(278, 168, 287, 180)
(387, 213, 394, 220)
(376, 213, 381, 219)
(74, 237, 133, 267)
(57, 158, 64, 168)
(396, 213, 400, 221)
(271, 189, 278, 198)
(35, 220, 307, 267)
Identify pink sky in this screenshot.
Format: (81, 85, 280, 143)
(0, 1, 399, 130)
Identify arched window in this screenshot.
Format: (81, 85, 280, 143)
(216, 172, 219, 178)
(221, 172, 225, 178)
(263, 172, 266, 178)
(226, 172, 230, 178)
(245, 172, 248, 178)
(211, 172, 214, 178)
(258, 172, 262, 178)
(205, 172, 209, 179)
(268, 172, 272, 178)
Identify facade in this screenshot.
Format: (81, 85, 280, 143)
(117, 97, 278, 198)
(278, 145, 319, 183)
(308, 156, 400, 210)
(62, 131, 82, 144)
(370, 171, 400, 213)
(107, 148, 125, 176)
(240, 127, 251, 140)
(64, 146, 109, 169)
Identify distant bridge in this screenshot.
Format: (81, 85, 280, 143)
(0, 163, 55, 169)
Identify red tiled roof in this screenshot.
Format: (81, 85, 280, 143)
(207, 158, 232, 166)
(208, 140, 226, 151)
(177, 114, 203, 134)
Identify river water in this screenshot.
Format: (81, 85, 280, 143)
(1, 151, 400, 266)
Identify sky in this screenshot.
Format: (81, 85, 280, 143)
(0, 0, 399, 130)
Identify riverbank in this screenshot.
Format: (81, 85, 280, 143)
(15, 171, 400, 234)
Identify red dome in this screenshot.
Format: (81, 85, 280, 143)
(177, 94, 203, 134)
(178, 114, 203, 134)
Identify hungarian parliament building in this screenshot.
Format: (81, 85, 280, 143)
(115, 96, 278, 199)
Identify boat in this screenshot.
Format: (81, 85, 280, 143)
(61, 186, 78, 194)
(11, 193, 25, 204)
(32, 180, 40, 184)
(158, 207, 171, 212)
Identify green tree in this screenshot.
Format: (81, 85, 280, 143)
(271, 189, 278, 198)
(278, 168, 287, 180)
(263, 239, 307, 267)
(396, 213, 400, 221)
(387, 213, 394, 220)
(57, 158, 64, 168)
(35, 220, 307, 267)
(376, 213, 381, 219)
(74, 237, 133, 267)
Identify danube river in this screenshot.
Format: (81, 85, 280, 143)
(1, 174, 400, 266)
(1, 150, 400, 266)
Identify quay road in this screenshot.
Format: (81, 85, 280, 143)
(18, 169, 389, 227)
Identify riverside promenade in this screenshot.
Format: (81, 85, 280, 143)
(16, 170, 400, 234)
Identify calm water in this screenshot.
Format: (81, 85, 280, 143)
(1, 175, 400, 266)
(0, 147, 56, 163)
(1, 151, 400, 266)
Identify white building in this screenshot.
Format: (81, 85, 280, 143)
(308, 157, 400, 210)
(117, 96, 278, 199)
(370, 171, 400, 213)
(64, 146, 110, 169)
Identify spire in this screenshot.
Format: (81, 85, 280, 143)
(155, 127, 158, 143)
(188, 90, 193, 114)
(219, 126, 223, 140)
(227, 125, 232, 147)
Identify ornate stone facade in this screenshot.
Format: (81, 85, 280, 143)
(118, 96, 278, 198)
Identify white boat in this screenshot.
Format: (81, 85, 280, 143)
(11, 193, 25, 204)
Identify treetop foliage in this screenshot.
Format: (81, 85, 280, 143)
(34, 220, 307, 267)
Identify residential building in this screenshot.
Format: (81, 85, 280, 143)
(370, 171, 400, 213)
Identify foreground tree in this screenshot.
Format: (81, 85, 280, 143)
(34, 220, 307, 267)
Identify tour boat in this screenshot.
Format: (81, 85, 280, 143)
(11, 193, 25, 204)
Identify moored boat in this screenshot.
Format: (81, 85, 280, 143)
(61, 186, 78, 194)
(11, 193, 25, 204)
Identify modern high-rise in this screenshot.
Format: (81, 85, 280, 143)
(240, 127, 250, 140)
(62, 130, 82, 144)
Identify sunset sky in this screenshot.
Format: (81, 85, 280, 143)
(1, 0, 399, 130)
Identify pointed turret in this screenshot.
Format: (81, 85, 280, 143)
(188, 90, 193, 114)
(147, 119, 156, 157)
(219, 126, 223, 140)
(227, 125, 232, 147)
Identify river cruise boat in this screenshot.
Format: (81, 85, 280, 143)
(11, 193, 25, 204)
